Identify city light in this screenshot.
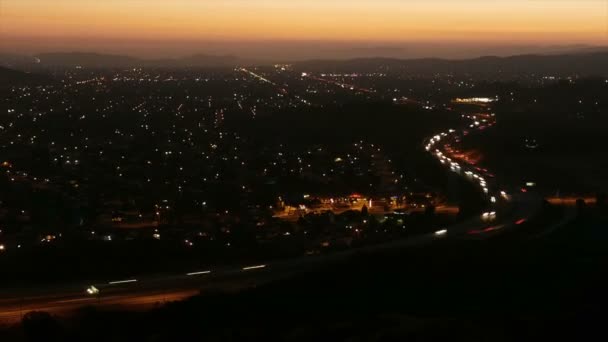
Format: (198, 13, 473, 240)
(86, 286, 100, 295)
(242, 265, 266, 271)
(434, 229, 448, 236)
(109, 279, 138, 285)
(187, 270, 211, 276)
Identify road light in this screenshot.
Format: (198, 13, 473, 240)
(86, 286, 99, 295)
(242, 264, 266, 271)
(434, 229, 447, 236)
(481, 211, 497, 221)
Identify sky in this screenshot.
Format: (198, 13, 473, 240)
(1, 0, 607, 59)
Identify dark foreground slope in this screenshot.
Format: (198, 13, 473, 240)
(297, 52, 608, 77)
(0, 67, 52, 87)
(3, 204, 608, 341)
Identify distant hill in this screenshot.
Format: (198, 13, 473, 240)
(32, 52, 242, 68)
(2, 49, 608, 76)
(177, 54, 240, 67)
(0, 66, 52, 87)
(296, 52, 608, 76)
(36, 52, 141, 68)
(0, 53, 40, 68)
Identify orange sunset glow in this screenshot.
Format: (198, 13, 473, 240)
(3, 0, 606, 40)
(1, 0, 607, 58)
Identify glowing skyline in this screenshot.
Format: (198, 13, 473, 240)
(1, 0, 607, 57)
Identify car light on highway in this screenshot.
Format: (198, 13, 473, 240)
(242, 264, 266, 271)
(434, 229, 447, 236)
(490, 196, 497, 203)
(482, 211, 497, 220)
(187, 270, 211, 276)
(86, 286, 99, 295)
(109, 279, 138, 285)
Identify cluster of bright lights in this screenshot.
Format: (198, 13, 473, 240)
(481, 211, 497, 221)
(86, 286, 99, 295)
(434, 229, 447, 236)
(454, 97, 497, 104)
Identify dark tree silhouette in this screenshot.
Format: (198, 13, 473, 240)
(22, 311, 62, 341)
(596, 192, 607, 208)
(576, 198, 587, 217)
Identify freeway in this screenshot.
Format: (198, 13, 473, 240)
(0, 289, 199, 324)
(0, 102, 546, 325)
(301, 73, 375, 94)
(0, 196, 541, 325)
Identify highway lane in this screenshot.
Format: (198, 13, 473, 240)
(0, 218, 540, 326)
(0, 289, 200, 325)
(0, 195, 538, 326)
(302, 73, 375, 94)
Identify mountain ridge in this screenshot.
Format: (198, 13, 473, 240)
(1, 49, 607, 76)
(31, 52, 243, 68)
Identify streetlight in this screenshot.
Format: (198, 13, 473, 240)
(86, 285, 99, 295)
(86, 285, 101, 304)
